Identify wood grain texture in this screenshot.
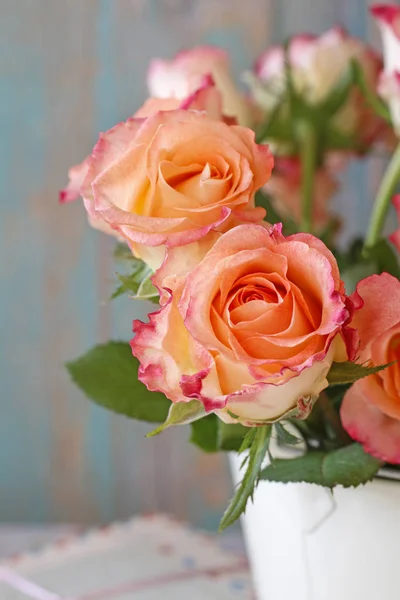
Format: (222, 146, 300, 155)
(0, 0, 380, 528)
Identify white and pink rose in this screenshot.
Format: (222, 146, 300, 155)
(147, 46, 253, 126)
(254, 28, 387, 149)
(371, 5, 400, 135)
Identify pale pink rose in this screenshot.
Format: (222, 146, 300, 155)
(263, 157, 339, 229)
(134, 74, 223, 121)
(254, 28, 387, 150)
(390, 195, 400, 251)
(341, 274, 400, 463)
(371, 5, 400, 134)
(148, 46, 253, 126)
(131, 224, 356, 426)
(62, 110, 272, 270)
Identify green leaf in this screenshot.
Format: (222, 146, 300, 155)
(342, 261, 378, 295)
(328, 361, 392, 386)
(66, 342, 170, 422)
(113, 242, 137, 262)
(238, 428, 257, 453)
(190, 415, 219, 452)
(219, 425, 272, 532)
(318, 217, 342, 247)
(110, 256, 148, 299)
(367, 239, 400, 279)
(255, 100, 286, 144)
(317, 65, 354, 118)
(352, 59, 391, 122)
(219, 422, 249, 452)
(148, 400, 205, 437)
(136, 275, 158, 301)
(261, 443, 382, 487)
(255, 191, 298, 234)
(275, 423, 303, 446)
(111, 262, 159, 303)
(325, 125, 364, 153)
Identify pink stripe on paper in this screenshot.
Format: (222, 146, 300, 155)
(76, 560, 250, 600)
(0, 567, 64, 600)
(0, 560, 250, 599)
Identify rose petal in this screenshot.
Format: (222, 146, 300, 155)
(350, 273, 400, 354)
(341, 379, 400, 464)
(389, 194, 400, 250)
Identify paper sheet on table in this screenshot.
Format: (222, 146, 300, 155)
(0, 515, 254, 599)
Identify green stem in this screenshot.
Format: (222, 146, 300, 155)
(319, 393, 351, 446)
(298, 121, 317, 233)
(364, 142, 400, 252)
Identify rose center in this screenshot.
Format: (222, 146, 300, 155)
(238, 285, 280, 305)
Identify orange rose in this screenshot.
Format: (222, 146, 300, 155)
(131, 224, 355, 425)
(341, 273, 400, 463)
(61, 110, 272, 269)
(60, 78, 225, 243)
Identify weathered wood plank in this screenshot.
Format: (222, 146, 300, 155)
(0, 0, 380, 528)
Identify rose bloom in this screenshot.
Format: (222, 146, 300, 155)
(263, 156, 339, 230)
(131, 224, 355, 426)
(371, 5, 400, 135)
(60, 77, 224, 237)
(390, 195, 400, 251)
(254, 28, 386, 150)
(341, 274, 400, 463)
(134, 74, 223, 120)
(147, 46, 253, 126)
(61, 110, 272, 269)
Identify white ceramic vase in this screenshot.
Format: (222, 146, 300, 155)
(229, 452, 400, 600)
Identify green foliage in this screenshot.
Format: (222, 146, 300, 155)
(327, 361, 392, 386)
(261, 444, 382, 487)
(219, 425, 272, 532)
(111, 266, 158, 302)
(366, 239, 400, 279)
(338, 235, 400, 295)
(111, 245, 159, 302)
(275, 423, 303, 446)
(351, 59, 391, 122)
(66, 342, 170, 423)
(189, 418, 249, 453)
(317, 66, 354, 118)
(341, 261, 379, 295)
(148, 400, 206, 437)
(219, 422, 250, 452)
(113, 242, 137, 263)
(255, 191, 298, 235)
(190, 415, 219, 453)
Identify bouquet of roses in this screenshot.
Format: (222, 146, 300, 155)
(62, 5, 400, 531)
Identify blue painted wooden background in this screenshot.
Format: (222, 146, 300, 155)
(0, 0, 381, 529)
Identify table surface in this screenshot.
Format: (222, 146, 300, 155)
(0, 524, 245, 559)
(0, 522, 252, 600)
(0, 525, 82, 558)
